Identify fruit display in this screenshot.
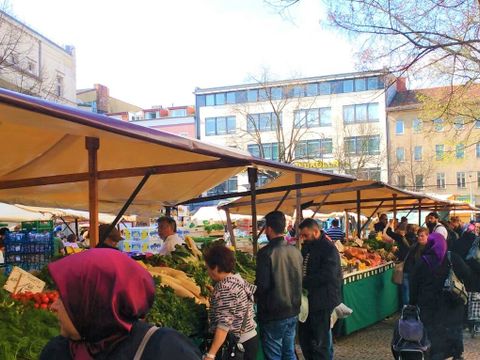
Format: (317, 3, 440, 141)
(10, 290, 59, 310)
(340, 236, 397, 273)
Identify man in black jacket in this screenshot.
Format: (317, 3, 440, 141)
(298, 218, 342, 360)
(256, 211, 303, 360)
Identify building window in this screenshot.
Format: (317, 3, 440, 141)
(395, 120, 404, 135)
(354, 78, 366, 92)
(207, 177, 238, 196)
(436, 173, 446, 189)
(398, 175, 406, 189)
(295, 138, 333, 159)
(215, 93, 225, 105)
(247, 89, 258, 102)
(343, 79, 354, 92)
(319, 82, 331, 95)
(206, 94, 215, 106)
(247, 143, 281, 161)
(294, 107, 331, 128)
(170, 108, 187, 117)
(55, 76, 63, 97)
(454, 118, 465, 130)
(247, 112, 280, 132)
(146, 112, 156, 120)
(344, 135, 380, 155)
(396, 147, 405, 162)
(415, 175, 424, 191)
(306, 83, 318, 97)
(343, 103, 379, 123)
(205, 116, 236, 136)
(477, 143, 480, 158)
(350, 167, 381, 181)
(258, 174, 272, 187)
(226, 92, 236, 104)
(413, 118, 423, 133)
(457, 172, 466, 189)
(434, 118, 444, 132)
(456, 144, 465, 159)
(435, 144, 444, 160)
(414, 146, 422, 161)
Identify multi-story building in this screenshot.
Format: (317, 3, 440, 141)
(195, 71, 400, 194)
(0, 10, 76, 105)
(387, 86, 480, 206)
(77, 84, 142, 116)
(127, 105, 195, 137)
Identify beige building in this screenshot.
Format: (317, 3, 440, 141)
(77, 84, 142, 117)
(195, 71, 401, 194)
(0, 10, 76, 105)
(387, 87, 480, 206)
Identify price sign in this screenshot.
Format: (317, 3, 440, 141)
(3, 266, 46, 294)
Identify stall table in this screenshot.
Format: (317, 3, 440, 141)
(341, 262, 399, 335)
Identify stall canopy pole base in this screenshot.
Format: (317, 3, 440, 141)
(86, 137, 100, 247)
(102, 171, 152, 243)
(224, 208, 236, 249)
(257, 190, 291, 238)
(248, 168, 258, 255)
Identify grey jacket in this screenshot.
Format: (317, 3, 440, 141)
(255, 237, 303, 322)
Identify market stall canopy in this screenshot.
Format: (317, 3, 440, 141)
(0, 203, 50, 222)
(222, 178, 479, 216)
(191, 206, 250, 224)
(14, 204, 136, 224)
(0, 89, 353, 216)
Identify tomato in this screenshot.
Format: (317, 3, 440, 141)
(34, 303, 40, 309)
(41, 295, 50, 304)
(47, 293, 56, 301)
(40, 303, 48, 310)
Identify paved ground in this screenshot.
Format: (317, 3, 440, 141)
(331, 316, 480, 359)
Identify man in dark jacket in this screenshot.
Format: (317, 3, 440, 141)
(298, 218, 342, 360)
(256, 211, 303, 360)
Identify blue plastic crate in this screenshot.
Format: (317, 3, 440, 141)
(4, 231, 54, 273)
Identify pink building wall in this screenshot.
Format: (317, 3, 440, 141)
(151, 123, 195, 138)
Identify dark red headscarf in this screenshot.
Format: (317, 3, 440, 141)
(48, 248, 155, 359)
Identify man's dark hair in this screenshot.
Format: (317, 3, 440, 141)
(427, 212, 439, 219)
(331, 219, 339, 227)
(204, 245, 235, 273)
(0, 227, 9, 236)
(157, 216, 177, 232)
(264, 211, 286, 234)
(299, 218, 320, 230)
(401, 216, 408, 223)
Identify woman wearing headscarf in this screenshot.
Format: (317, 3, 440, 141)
(40, 248, 201, 360)
(410, 233, 472, 360)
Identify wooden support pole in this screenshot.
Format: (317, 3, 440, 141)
(165, 206, 171, 217)
(86, 137, 99, 247)
(248, 168, 258, 255)
(418, 199, 422, 226)
(225, 208, 236, 249)
(393, 194, 398, 224)
(356, 190, 361, 239)
(360, 201, 384, 233)
(258, 190, 291, 238)
(345, 210, 349, 239)
(295, 173, 302, 245)
(102, 172, 152, 243)
(74, 218, 79, 237)
(311, 193, 332, 218)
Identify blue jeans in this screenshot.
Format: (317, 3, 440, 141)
(401, 272, 410, 306)
(260, 316, 297, 360)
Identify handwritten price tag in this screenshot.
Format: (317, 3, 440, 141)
(3, 266, 45, 294)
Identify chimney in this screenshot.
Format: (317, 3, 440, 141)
(94, 84, 110, 114)
(396, 77, 407, 92)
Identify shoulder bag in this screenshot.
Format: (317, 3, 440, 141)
(392, 237, 411, 285)
(443, 251, 468, 305)
(466, 236, 480, 265)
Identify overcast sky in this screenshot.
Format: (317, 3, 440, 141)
(9, 0, 354, 108)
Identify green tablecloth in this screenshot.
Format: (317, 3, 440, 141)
(341, 263, 399, 335)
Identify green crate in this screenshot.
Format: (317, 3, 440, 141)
(36, 220, 54, 232)
(21, 221, 37, 232)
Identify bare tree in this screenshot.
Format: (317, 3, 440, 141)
(334, 122, 386, 180)
(267, 1, 480, 127)
(230, 69, 329, 166)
